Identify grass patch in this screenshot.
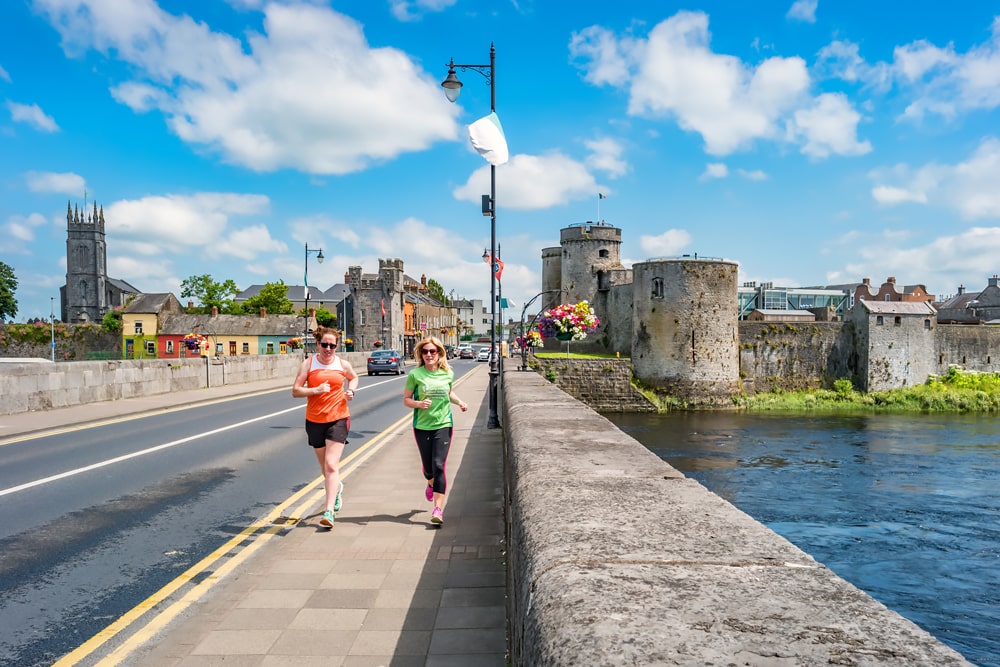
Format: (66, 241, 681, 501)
(741, 367, 1000, 413)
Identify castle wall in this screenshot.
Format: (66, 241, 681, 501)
(935, 325, 1000, 373)
(632, 259, 740, 404)
(540, 246, 562, 313)
(738, 321, 855, 393)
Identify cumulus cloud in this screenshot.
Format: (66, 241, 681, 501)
(5, 212, 48, 245)
(105, 192, 272, 251)
(639, 229, 693, 257)
(453, 152, 600, 210)
(700, 163, 728, 180)
(33, 1, 459, 174)
(0, 65, 10, 82)
(26, 171, 86, 195)
(6, 101, 59, 132)
(870, 137, 1000, 218)
(389, 0, 457, 22)
(786, 0, 817, 23)
(584, 137, 630, 177)
(571, 11, 868, 159)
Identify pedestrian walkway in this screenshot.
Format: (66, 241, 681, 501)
(3, 367, 507, 666)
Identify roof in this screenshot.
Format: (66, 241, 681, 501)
(857, 300, 937, 315)
(236, 284, 349, 303)
(751, 309, 816, 317)
(159, 313, 305, 337)
(107, 277, 142, 293)
(936, 291, 980, 311)
(123, 293, 181, 314)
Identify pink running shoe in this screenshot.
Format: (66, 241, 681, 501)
(425, 484, 434, 502)
(431, 507, 444, 525)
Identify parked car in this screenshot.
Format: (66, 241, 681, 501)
(477, 347, 492, 362)
(444, 344, 456, 359)
(459, 346, 476, 359)
(367, 349, 404, 375)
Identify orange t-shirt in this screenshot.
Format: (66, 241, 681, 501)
(305, 355, 350, 423)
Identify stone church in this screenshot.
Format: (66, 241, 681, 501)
(61, 201, 140, 324)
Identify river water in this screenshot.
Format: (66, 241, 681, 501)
(606, 411, 1000, 667)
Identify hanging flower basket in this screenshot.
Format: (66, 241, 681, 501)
(287, 337, 303, 349)
(516, 329, 543, 348)
(373, 340, 383, 348)
(180, 333, 206, 351)
(537, 301, 600, 341)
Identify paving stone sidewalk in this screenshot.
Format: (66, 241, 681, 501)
(131, 367, 507, 666)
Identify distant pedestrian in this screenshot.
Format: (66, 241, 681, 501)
(292, 326, 359, 528)
(403, 336, 467, 525)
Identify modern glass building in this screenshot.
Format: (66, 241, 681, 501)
(738, 282, 850, 320)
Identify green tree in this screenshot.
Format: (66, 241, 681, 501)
(180, 274, 240, 313)
(425, 278, 449, 305)
(0, 261, 18, 320)
(102, 307, 123, 333)
(313, 306, 336, 328)
(240, 280, 294, 314)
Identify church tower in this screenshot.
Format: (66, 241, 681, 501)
(63, 201, 109, 324)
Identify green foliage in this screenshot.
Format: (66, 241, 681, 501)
(181, 274, 240, 313)
(314, 307, 336, 327)
(425, 278, 449, 305)
(0, 261, 18, 320)
(102, 306, 123, 333)
(241, 280, 294, 314)
(744, 367, 1000, 413)
(544, 369, 557, 382)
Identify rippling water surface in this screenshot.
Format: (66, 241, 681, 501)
(607, 411, 1000, 667)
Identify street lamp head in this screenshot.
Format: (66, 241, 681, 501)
(482, 248, 490, 263)
(317, 249, 324, 264)
(441, 60, 462, 103)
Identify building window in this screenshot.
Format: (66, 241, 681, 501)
(597, 270, 610, 292)
(652, 277, 664, 299)
(885, 294, 891, 301)
(145, 341, 155, 355)
(894, 316, 901, 326)
(359, 310, 365, 325)
(266, 342, 275, 354)
(166, 340, 174, 354)
(925, 319, 931, 330)
(134, 320, 143, 334)
(876, 315, 884, 325)
(242, 342, 250, 354)
(599, 249, 609, 258)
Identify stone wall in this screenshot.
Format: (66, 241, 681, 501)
(936, 324, 1000, 372)
(738, 321, 855, 392)
(500, 370, 971, 665)
(529, 356, 656, 412)
(0, 323, 120, 361)
(0, 351, 373, 417)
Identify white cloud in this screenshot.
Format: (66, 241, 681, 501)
(34, 1, 459, 174)
(870, 137, 1000, 219)
(105, 192, 271, 251)
(4, 212, 48, 246)
(572, 12, 868, 159)
(815, 40, 892, 91)
(584, 137, 629, 178)
(786, 0, 817, 23)
(871, 185, 927, 205)
(737, 168, 768, 181)
(6, 101, 59, 132)
(26, 171, 86, 195)
(788, 93, 872, 158)
(0, 65, 10, 82)
(453, 152, 599, 210)
(389, 0, 457, 22)
(639, 229, 693, 257)
(700, 163, 728, 180)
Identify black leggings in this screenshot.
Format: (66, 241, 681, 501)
(413, 427, 452, 495)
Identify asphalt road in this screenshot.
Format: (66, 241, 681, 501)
(0, 361, 477, 666)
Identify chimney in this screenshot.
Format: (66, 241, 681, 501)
(958, 285, 966, 295)
(259, 307, 267, 318)
(211, 306, 218, 317)
(887, 276, 896, 284)
(862, 278, 870, 285)
(421, 274, 427, 286)
(989, 275, 1000, 288)
(188, 301, 194, 310)
(344, 271, 350, 283)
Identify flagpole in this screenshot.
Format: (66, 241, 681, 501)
(597, 194, 600, 223)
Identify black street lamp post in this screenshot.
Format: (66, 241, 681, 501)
(304, 242, 324, 354)
(443, 43, 500, 429)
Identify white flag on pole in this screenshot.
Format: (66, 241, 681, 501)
(468, 112, 509, 166)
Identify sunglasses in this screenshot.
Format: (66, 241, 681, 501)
(421, 348, 439, 355)
(318, 342, 337, 349)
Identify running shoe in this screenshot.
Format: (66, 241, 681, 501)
(425, 483, 434, 502)
(319, 509, 336, 528)
(333, 481, 344, 512)
(431, 507, 444, 525)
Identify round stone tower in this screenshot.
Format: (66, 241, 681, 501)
(540, 246, 562, 312)
(558, 222, 622, 305)
(632, 257, 740, 404)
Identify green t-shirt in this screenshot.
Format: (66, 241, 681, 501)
(405, 366, 455, 430)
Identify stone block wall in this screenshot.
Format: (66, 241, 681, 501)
(738, 321, 855, 393)
(529, 356, 656, 412)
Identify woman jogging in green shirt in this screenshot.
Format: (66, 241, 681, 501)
(403, 336, 467, 525)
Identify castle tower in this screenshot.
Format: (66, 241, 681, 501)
(558, 222, 622, 305)
(632, 257, 740, 404)
(64, 201, 108, 324)
(346, 260, 405, 350)
(540, 246, 562, 312)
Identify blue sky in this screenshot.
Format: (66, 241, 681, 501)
(3, 0, 1000, 322)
